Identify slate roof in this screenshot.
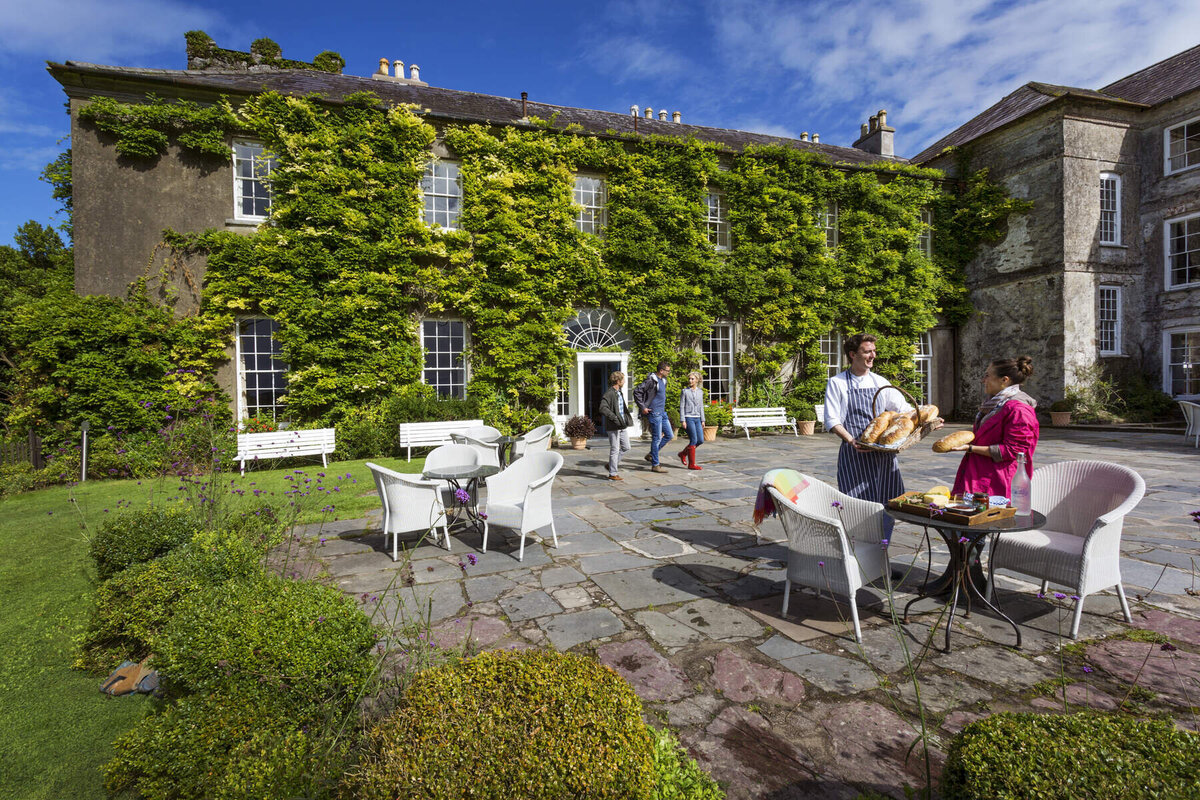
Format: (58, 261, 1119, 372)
(911, 44, 1200, 165)
(48, 61, 892, 166)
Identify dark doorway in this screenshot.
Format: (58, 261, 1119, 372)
(584, 361, 621, 436)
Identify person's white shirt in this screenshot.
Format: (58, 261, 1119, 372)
(823, 370, 912, 432)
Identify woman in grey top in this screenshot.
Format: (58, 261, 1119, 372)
(678, 371, 706, 471)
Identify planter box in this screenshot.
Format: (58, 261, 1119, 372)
(1050, 411, 1072, 427)
(797, 420, 816, 435)
(702, 425, 718, 442)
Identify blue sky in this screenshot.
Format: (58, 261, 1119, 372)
(1, 0, 1198, 245)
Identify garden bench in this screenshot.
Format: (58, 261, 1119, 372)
(235, 428, 336, 476)
(732, 407, 797, 439)
(397, 419, 485, 461)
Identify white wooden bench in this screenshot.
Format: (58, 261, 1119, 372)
(732, 407, 797, 439)
(814, 403, 825, 432)
(397, 419, 484, 461)
(235, 428, 336, 475)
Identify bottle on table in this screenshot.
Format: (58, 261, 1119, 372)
(1012, 452, 1032, 516)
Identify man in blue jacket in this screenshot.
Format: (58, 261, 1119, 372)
(632, 361, 673, 473)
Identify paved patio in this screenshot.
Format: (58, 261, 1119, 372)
(304, 425, 1200, 799)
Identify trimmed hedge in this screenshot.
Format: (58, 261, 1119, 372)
(942, 712, 1200, 800)
(77, 529, 262, 671)
(153, 571, 376, 703)
(89, 505, 201, 580)
(346, 649, 657, 799)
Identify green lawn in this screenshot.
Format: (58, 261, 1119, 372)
(0, 456, 420, 799)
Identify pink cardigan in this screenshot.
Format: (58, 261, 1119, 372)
(951, 400, 1039, 497)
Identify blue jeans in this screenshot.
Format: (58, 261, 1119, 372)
(684, 417, 703, 448)
(648, 410, 673, 465)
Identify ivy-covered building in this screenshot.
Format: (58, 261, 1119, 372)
(913, 43, 1200, 409)
(47, 33, 1022, 433)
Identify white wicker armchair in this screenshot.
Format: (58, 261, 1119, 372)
(482, 451, 563, 561)
(365, 462, 451, 559)
(987, 460, 1146, 639)
(1179, 400, 1200, 448)
(450, 433, 500, 468)
(767, 471, 892, 642)
(511, 423, 554, 460)
(424, 443, 480, 501)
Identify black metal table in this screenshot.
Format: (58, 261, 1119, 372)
(421, 463, 500, 532)
(888, 507, 1046, 652)
(495, 435, 518, 466)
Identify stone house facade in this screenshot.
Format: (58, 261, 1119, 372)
(913, 44, 1200, 411)
(50, 43, 958, 431)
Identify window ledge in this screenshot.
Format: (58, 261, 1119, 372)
(226, 218, 264, 228)
(1166, 283, 1200, 292)
(1099, 352, 1128, 358)
(1099, 243, 1128, 249)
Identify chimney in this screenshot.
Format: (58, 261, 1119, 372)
(644, 106, 653, 118)
(521, 91, 528, 118)
(800, 132, 809, 142)
(812, 133, 819, 143)
(861, 122, 869, 138)
(853, 108, 895, 157)
(409, 64, 420, 81)
(378, 58, 390, 76)
(631, 104, 639, 116)
(657, 109, 666, 121)
(393, 59, 404, 77)
(372, 58, 426, 86)
(672, 111, 681, 123)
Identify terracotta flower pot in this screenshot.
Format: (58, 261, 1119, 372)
(797, 420, 816, 435)
(570, 437, 588, 449)
(1050, 411, 1072, 427)
(703, 425, 718, 443)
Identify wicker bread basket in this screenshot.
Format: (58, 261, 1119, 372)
(855, 385, 944, 453)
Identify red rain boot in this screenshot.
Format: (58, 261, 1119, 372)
(687, 445, 701, 470)
(678, 448, 688, 466)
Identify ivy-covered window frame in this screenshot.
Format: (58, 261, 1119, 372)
(1098, 285, 1122, 355)
(705, 191, 730, 251)
(1164, 114, 1200, 175)
(823, 201, 839, 249)
(235, 316, 288, 422)
(232, 140, 276, 222)
(1164, 327, 1200, 397)
(421, 158, 463, 231)
(1099, 172, 1121, 245)
(919, 208, 933, 257)
(420, 318, 469, 398)
(573, 174, 607, 235)
(1164, 211, 1200, 289)
(820, 329, 842, 378)
(700, 322, 735, 401)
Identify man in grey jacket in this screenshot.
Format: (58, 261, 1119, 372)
(598, 370, 634, 480)
(632, 360, 672, 473)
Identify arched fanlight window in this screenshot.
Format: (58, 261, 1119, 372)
(563, 308, 632, 351)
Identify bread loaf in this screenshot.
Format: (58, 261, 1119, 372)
(917, 404, 939, 425)
(859, 411, 897, 444)
(878, 416, 915, 446)
(932, 430, 974, 453)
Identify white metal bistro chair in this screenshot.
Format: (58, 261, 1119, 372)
(365, 462, 451, 560)
(986, 460, 1146, 639)
(510, 423, 554, 460)
(765, 470, 892, 643)
(482, 451, 563, 561)
(1178, 400, 1200, 448)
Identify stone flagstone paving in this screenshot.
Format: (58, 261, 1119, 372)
(299, 425, 1200, 799)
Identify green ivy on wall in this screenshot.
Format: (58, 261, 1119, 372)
(73, 90, 1030, 429)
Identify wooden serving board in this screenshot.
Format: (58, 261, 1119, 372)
(887, 491, 1017, 525)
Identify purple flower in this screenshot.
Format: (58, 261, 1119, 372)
(1053, 592, 1066, 600)
(818, 561, 825, 567)
(479, 513, 487, 520)
(1161, 643, 1178, 652)
(831, 501, 842, 509)
(879, 539, 889, 549)
(958, 536, 969, 544)
(1082, 665, 1093, 673)
(455, 488, 471, 504)
(467, 553, 477, 566)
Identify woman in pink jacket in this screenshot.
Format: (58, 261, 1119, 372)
(950, 356, 1039, 498)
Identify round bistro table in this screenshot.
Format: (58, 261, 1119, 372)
(421, 463, 500, 532)
(886, 507, 1047, 652)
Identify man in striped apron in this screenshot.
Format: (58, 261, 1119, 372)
(823, 334, 913, 535)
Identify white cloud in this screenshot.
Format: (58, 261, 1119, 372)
(704, 0, 1200, 155)
(582, 35, 693, 85)
(0, 143, 62, 172)
(0, 0, 223, 64)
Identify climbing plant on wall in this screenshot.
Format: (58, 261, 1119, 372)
(66, 89, 1030, 430)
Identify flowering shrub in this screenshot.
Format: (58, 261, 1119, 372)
(706, 401, 733, 427)
(241, 415, 278, 433)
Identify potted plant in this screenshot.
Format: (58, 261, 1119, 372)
(705, 401, 733, 441)
(796, 405, 817, 435)
(1049, 399, 1074, 427)
(562, 415, 595, 449)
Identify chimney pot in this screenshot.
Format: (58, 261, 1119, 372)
(812, 133, 819, 143)
(658, 109, 667, 121)
(877, 109, 887, 127)
(631, 104, 639, 117)
(869, 115, 878, 132)
(800, 132, 809, 141)
(861, 122, 869, 137)
(409, 64, 420, 81)
(378, 58, 390, 76)
(644, 106, 653, 118)
(393, 60, 404, 77)
(672, 111, 681, 123)
(521, 91, 528, 117)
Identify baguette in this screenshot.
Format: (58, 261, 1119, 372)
(917, 404, 939, 425)
(859, 411, 897, 444)
(932, 430, 974, 453)
(878, 416, 915, 446)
